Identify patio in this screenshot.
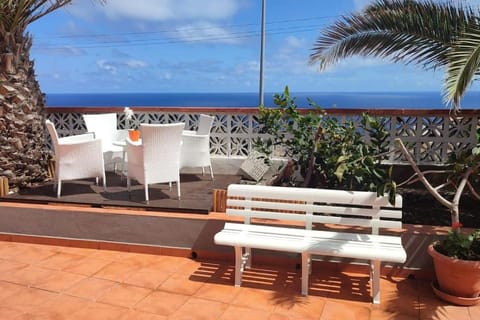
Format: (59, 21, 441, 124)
(0, 234, 479, 319)
(1, 107, 479, 318)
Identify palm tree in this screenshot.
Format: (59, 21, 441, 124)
(309, 0, 480, 109)
(0, 1, 104, 191)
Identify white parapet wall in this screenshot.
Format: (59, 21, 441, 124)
(46, 108, 480, 166)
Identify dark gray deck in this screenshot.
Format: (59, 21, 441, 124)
(1, 172, 240, 214)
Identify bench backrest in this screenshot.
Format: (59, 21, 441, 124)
(226, 184, 403, 235)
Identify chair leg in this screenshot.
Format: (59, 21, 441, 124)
(57, 180, 62, 198)
(127, 177, 131, 191)
(95, 177, 99, 185)
(144, 184, 149, 203)
(209, 166, 214, 180)
(102, 173, 107, 191)
(177, 180, 181, 198)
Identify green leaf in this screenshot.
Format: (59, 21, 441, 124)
(335, 163, 347, 181)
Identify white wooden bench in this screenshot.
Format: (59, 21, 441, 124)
(214, 184, 407, 304)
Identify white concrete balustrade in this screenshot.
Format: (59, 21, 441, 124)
(46, 107, 480, 169)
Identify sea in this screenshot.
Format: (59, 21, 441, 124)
(45, 91, 480, 109)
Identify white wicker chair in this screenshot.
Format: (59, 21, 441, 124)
(126, 122, 185, 203)
(180, 114, 214, 180)
(83, 113, 128, 172)
(45, 120, 106, 198)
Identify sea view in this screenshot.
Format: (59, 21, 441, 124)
(45, 91, 480, 109)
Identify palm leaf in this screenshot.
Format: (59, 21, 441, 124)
(444, 29, 480, 109)
(310, 0, 479, 71)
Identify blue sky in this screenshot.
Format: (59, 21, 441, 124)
(27, 0, 480, 94)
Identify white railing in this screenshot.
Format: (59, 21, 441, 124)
(46, 107, 480, 165)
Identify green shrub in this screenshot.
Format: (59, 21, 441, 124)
(255, 86, 396, 203)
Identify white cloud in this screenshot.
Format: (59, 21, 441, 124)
(96, 60, 117, 74)
(126, 59, 148, 68)
(285, 36, 305, 49)
(175, 22, 239, 44)
(100, 0, 240, 21)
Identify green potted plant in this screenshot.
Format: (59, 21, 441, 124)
(428, 223, 480, 305)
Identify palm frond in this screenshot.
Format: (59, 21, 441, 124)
(310, 0, 479, 71)
(444, 29, 480, 110)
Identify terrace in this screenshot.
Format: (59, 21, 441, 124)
(1, 106, 480, 319)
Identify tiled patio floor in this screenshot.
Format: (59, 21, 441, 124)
(0, 240, 479, 319)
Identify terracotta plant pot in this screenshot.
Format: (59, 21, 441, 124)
(428, 244, 480, 303)
(128, 129, 140, 141)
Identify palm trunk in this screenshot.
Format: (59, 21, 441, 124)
(0, 30, 51, 191)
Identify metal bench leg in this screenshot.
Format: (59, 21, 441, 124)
(234, 246, 243, 287)
(371, 260, 381, 304)
(301, 252, 310, 296)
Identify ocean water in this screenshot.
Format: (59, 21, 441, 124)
(45, 91, 480, 109)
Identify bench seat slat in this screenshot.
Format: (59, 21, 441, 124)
(214, 223, 406, 263)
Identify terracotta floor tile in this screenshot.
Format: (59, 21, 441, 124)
(8, 245, 57, 265)
(37, 251, 86, 270)
(169, 297, 228, 320)
(0, 242, 26, 260)
(57, 246, 97, 256)
(93, 261, 139, 282)
(0, 280, 25, 301)
(0, 306, 25, 320)
(120, 309, 167, 320)
(218, 305, 272, 320)
(378, 278, 420, 318)
(193, 282, 241, 304)
(7, 265, 56, 286)
(19, 294, 90, 320)
(32, 270, 86, 292)
(420, 304, 473, 320)
(467, 305, 480, 320)
(174, 258, 203, 274)
(1, 286, 57, 313)
(0, 259, 28, 276)
(308, 272, 371, 302)
(119, 252, 165, 268)
(369, 308, 418, 320)
(89, 249, 130, 261)
(230, 287, 278, 312)
(319, 301, 371, 320)
(157, 272, 204, 295)
(273, 294, 326, 320)
(69, 302, 129, 320)
(135, 290, 189, 316)
(149, 255, 190, 272)
(189, 261, 235, 284)
(63, 256, 112, 276)
(123, 266, 171, 289)
(97, 283, 152, 308)
(65, 277, 117, 300)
